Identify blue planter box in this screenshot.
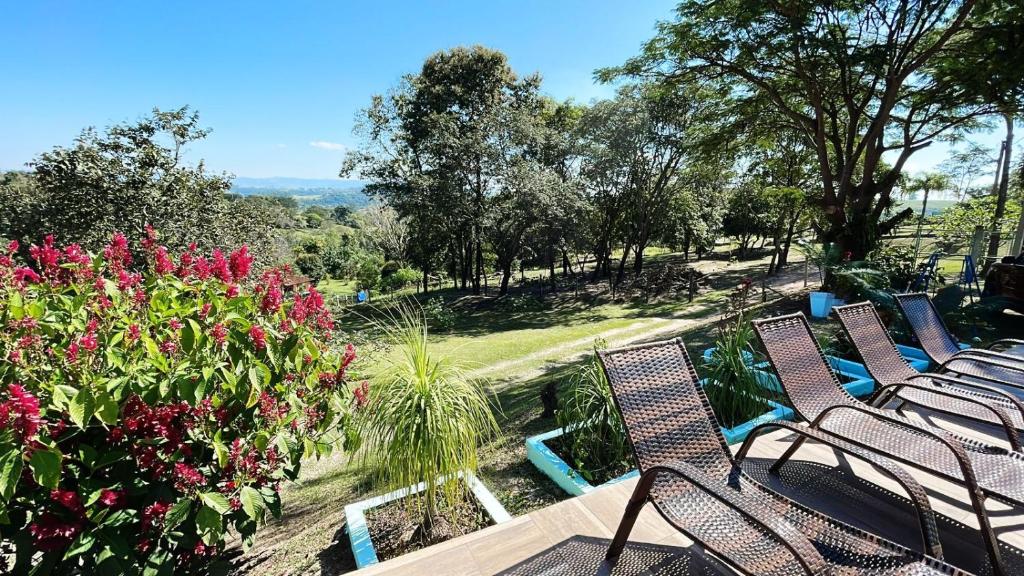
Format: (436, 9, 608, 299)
(525, 427, 639, 497)
(344, 472, 511, 569)
(897, 343, 969, 372)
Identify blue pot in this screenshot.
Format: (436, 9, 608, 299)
(809, 291, 835, 318)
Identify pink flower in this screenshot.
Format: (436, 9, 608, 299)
(66, 342, 80, 363)
(248, 326, 266, 350)
(153, 246, 175, 275)
(199, 303, 212, 317)
(225, 284, 239, 298)
(141, 500, 170, 531)
(211, 249, 232, 283)
(102, 232, 132, 271)
(127, 323, 142, 342)
(12, 267, 40, 285)
(168, 318, 183, 331)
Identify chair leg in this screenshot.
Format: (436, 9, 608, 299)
(769, 435, 808, 474)
(606, 472, 655, 560)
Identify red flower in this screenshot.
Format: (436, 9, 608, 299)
(103, 232, 132, 271)
(127, 323, 142, 342)
(211, 249, 232, 283)
(173, 462, 206, 491)
(153, 246, 175, 275)
(12, 267, 40, 285)
(225, 284, 239, 298)
(99, 489, 127, 509)
(211, 323, 228, 346)
(50, 489, 85, 515)
(248, 326, 266, 350)
(29, 513, 82, 551)
(229, 246, 253, 281)
(2, 384, 42, 440)
(141, 500, 170, 531)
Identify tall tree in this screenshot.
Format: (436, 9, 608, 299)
(605, 0, 993, 261)
(342, 46, 543, 294)
(934, 0, 1024, 265)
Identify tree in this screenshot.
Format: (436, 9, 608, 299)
(18, 107, 275, 264)
(606, 0, 993, 261)
(934, 0, 1024, 265)
(904, 172, 951, 259)
(343, 46, 543, 294)
(357, 204, 409, 263)
(940, 143, 995, 201)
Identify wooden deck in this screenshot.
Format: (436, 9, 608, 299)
(359, 408, 1024, 576)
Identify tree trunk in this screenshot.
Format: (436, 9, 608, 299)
(473, 237, 482, 295)
(499, 260, 512, 295)
(615, 239, 633, 287)
(548, 246, 557, 291)
(985, 114, 1014, 268)
(422, 267, 430, 295)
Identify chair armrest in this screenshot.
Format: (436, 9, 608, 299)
(989, 338, 1024, 352)
(735, 419, 943, 558)
(641, 459, 830, 575)
(939, 355, 1024, 387)
(911, 372, 1024, 425)
(950, 349, 1024, 369)
(876, 380, 1021, 451)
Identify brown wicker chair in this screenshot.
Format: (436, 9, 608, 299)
(753, 313, 1024, 576)
(894, 293, 1024, 387)
(833, 301, 1024, 447)
(597, 339, 966, 575)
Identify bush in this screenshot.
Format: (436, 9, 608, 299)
(423, 297, 456, 332)
(0, 230, 362, 574)
(294, 252, 327, 284)
(379, 260, 401, 278)
(356, 257, 383, 291)
(378, 267, 418, 293)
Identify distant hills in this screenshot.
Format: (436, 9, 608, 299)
(231, 177, 372, 209)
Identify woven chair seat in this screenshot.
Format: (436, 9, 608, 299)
(896, 382, 1024, 429)
(596, 339, 967, 575)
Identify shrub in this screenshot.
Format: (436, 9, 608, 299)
(356, 256, 383, 291)
(555, 342, 632, 484)
(378, 267, 418, 294)
(379, 260, 401, 278)
(0, 230, 361, 574)
(422, 297, 456, 332)
(356, 302, 498, 524)
(294, 252, 327, 284)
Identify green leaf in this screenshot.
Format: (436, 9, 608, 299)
(212, 441, 229, 469)
(240, 486, 266, 521)
(29, 449, 62, 489)
(68, 387, 95, 429)
(163, 499, 191, 533)
(94, 391, 119, 425)
(200, 492, 231, 514)
(0, 446, 23, 500)
(196, 505, 223, 545)
(63, 532, 96, 559)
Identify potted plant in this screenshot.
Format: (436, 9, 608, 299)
(346, 301, 508, 568)
(796, 240, 844, 318)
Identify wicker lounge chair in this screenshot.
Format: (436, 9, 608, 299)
(894, 293, 1024, 387)
(833, 301, 1024, 446)
(753, 313, 1024, 576)
(597, 338, 967, 575)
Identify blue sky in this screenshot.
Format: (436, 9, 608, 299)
(0, 1, 1005, 183)
(0, 1, 677, 179)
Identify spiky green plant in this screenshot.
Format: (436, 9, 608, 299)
(555, 341, 632, 483)
(357, 300, 500, 524)
(703, 281, 769, 427)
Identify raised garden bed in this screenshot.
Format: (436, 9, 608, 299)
(344, 472, 511, 569)
(525, 427, 639, 497)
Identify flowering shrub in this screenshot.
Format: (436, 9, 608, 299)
(0, 229, 361, 574)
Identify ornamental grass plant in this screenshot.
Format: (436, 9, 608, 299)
(356, 300, 499, 529)
(0, 230, 361, 574)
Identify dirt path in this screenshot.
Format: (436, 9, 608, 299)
(475, 263, 819, 386)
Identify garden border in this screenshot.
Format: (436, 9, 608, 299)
(344, 471, 511, 569)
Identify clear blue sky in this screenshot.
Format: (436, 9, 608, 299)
(0, 0, 678, 179)
(0, 0, 1005, 184)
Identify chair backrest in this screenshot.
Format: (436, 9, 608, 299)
(597, 339, 733, 479)
(752, 313, 856, 422)
(894, 293, 960, 364)
(833, 301, 918, 385)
